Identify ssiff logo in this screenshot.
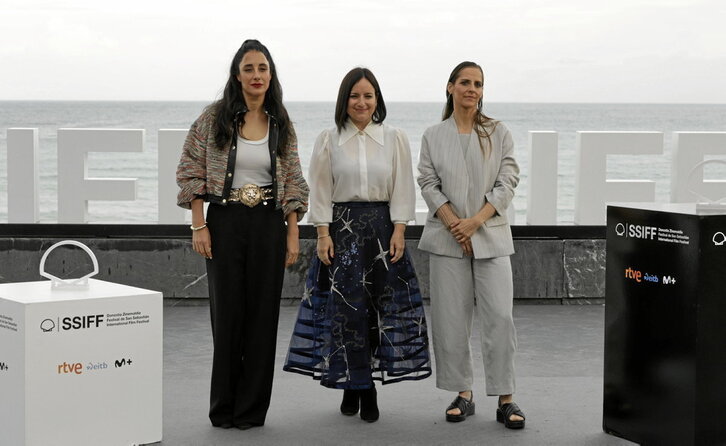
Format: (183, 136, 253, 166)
(40, 319, 55, 332)
(713, 232, 726, 246)
(615, 223, 656, 240)
(40, 314, 104, 332)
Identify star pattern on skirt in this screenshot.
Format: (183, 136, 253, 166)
(330, 267, 356, 310)
(373, 238, 389, 271)
(301, 283, 312, 305)
(342, 345, 351, 380)
(360, 269, 373, 296)
(378, 323, 394, 335)
(285, 203, 432, 388)
(413, 316, 425, 336)
(376, 310, 404, 359)
(338, 210, 354, 234)
(398, 276, 412, 304)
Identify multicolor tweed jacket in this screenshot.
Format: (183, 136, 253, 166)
(176, 107, 309, 220)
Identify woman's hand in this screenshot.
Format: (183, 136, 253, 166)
(436, 202, 468, 245)
(459, 239, 473, 257)
(389, 224, 406, 263)
(317, 235, 334, 266)
(285, 227, 300, 267)
(450, 217, 483, 243)
(192, 227, 212, 259)
(190, 198, 211, 259)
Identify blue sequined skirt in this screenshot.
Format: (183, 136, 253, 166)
(284, 202, 432, 389)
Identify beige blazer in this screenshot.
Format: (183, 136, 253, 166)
(417, 117, 519, 259)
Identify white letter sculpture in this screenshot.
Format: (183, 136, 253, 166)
(7, 128, 40, 223)
(57, 129, 144, 223)
(526, 131, 558, 225)
(670, 132, 726, 204)
(157, 129, 188, 224)
(574, 132, 663, 225)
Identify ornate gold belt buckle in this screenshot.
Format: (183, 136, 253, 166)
(239, 184, 262, 207)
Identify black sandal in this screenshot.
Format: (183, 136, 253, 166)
(496, 401, 525, 429)
(445, 392, 475, 422)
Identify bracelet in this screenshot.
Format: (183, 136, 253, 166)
(190, 223, 207, 231)
(317, 234, 331, 239)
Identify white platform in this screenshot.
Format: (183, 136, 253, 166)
(0, 279, 162, 446)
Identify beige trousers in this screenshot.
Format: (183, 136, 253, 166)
(429, 253, 517, 396)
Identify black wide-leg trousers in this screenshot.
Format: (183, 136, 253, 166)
(205, 201, 286, 427)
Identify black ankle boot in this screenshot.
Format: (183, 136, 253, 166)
(359, 386, 379, 422)
(340, 389, 360, 416)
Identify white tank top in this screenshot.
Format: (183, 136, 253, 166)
(232, 127, 273, 188)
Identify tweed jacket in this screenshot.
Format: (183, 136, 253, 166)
(176, 107, 309, 220)
(417, 117, 519, 259)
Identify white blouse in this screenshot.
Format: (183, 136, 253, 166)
(307, 120, 416, 226)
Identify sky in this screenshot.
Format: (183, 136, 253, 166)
(1, 0, 724, 103)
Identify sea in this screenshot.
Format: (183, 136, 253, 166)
(1, 101, 724, 224)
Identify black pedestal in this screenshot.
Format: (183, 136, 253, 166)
(604, 204, 726, 446)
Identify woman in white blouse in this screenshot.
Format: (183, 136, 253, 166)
(285, 68, 431, 423)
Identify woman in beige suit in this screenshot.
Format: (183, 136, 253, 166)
(417, 61, 525, 429)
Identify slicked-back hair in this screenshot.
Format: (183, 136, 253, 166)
(334, 67, 387, 132)
(209, 39, 293, 156)
(443, 61, 498, 158)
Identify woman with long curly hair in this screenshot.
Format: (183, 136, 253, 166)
(176, 39, 308, 430)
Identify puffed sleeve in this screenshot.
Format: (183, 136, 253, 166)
(484, 126, 519, 215)
(176, 114, 209, 209)
(307, 129, 333, 226)
(280, 130, 310, 221)
(389, 129, 416, 224)
(417, 130, 449, 215)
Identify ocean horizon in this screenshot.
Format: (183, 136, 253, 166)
(1, 101, 725, 224)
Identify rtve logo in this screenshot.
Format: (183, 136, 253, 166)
(57, 361, 83, 375)
(615, 223, 657, 240)
(624, 267, 659, 283)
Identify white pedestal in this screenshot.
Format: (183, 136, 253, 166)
(0, 279, 162, 446)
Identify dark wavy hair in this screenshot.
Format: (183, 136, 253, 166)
(334, 67, 387, 132)
(209, 39, 292, 155)
(442, 61, 498, 157)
